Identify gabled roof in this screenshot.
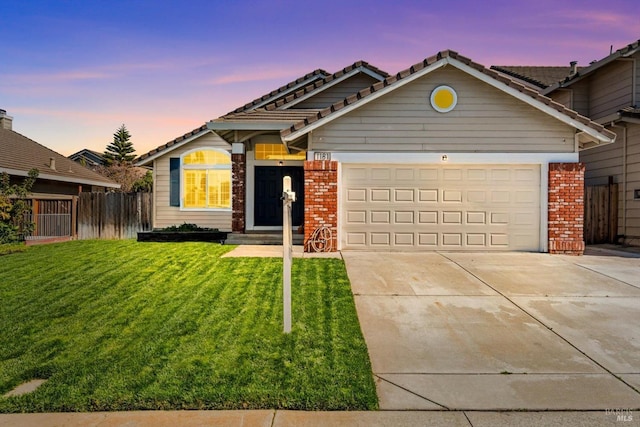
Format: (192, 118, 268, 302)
(490, 66, 583, 89)
(69, 148, 106, 166)
(543, 39, 640, 95)
(227, 69, 329, 114)
(135, 124, 210, 165)
(281, 50, 616, 147)
(259, 61, 389, 111)
(0, 128, 119, 188)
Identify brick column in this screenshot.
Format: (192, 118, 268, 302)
(304, 160, 338, 252)
(231, 153, 246, 233)
(548, 163, 585, 255)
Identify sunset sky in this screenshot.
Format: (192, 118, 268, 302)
(1, 0, 638, 156)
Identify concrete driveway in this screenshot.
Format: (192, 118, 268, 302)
(342, 248, 640, 411)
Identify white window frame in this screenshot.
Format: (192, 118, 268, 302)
(180, 147, 232, 211)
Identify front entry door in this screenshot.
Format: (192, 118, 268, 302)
(254, 166, 304, 227)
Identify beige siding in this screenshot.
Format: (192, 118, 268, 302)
(153, 132, 232, 230)
(589, 60, 633, 120)
(312, 67, 576, 153)
(625, 124, 640, 239)
(294, 73, 379, 109)
(550, 89, 572, 108)
(635, 52, 640, 106)
(571, 80, 590, 117)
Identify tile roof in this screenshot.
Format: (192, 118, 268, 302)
(490, 66, 583, 89)
(136, 124, 209, 163)
(259, 61, 389, 111)
(227, 69, 329, 114)
(215, 109, 321, 123)
(281, 50, 616, 143)
(0, 128, 119, 187)
(543, 39, 640, 94)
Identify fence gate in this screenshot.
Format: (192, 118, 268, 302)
(25, 198, 76, 240)
(584, 181, 618, 244)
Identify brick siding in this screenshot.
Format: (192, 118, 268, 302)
(303, 160, 338, 252)
(548, 162, 585, 255)
(231, 153, 246, 233)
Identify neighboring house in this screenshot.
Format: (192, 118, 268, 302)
(0, 110, 119, 239)
(69, 148, 106, 167)
(495, 40, 640, 246)
(136, 53, 615, 254)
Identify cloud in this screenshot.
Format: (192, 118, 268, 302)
(207, 66, 316, 85)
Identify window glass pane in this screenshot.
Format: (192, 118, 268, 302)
(207, 170, 231, 208)
(184, 170, 207, 208)
(184, 150, 231, 165)
(255, 144, 305, 160)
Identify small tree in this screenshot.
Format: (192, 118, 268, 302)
(0, 169, 38, 243)
(104, 124, 136, 164)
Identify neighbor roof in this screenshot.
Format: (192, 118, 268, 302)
(281, 50, 616, 146)
(490, 66, 583, 89)
(543, 39, 640, 95)
(0, 128, 119, 188)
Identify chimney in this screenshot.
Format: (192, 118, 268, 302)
(49, 157, 56, 170)
(569, 61, 578, 76)
(0, 109, 13, 130)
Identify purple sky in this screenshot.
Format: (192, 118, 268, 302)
(1, 0, 638, 156)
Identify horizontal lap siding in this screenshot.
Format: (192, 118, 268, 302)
(589, 60, 633, 120)
(312, 67, 575, 153)
(154, 132, 232, 230)
(626, 124, 640, 238)
(295, 74, 379, 109)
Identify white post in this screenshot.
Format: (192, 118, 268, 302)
(282, 176, 295, 333)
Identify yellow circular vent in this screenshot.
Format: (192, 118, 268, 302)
(430, 85, 457, 113)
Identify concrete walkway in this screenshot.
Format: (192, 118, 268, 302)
(343, 248, 640, 412)
(0, 409, 636, 426)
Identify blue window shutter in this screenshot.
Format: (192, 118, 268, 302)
(169, 158, 180, 207)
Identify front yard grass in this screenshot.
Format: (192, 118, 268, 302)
(0, 240, 377, 412)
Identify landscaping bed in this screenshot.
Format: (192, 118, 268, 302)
(137, 224, 227, 243)
(0, 240, 377, 412)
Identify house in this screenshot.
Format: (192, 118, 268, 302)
(494, 40, 640, 246)
(68, 148, 106, 167)
(541, 40, 640, 247)
(0, 110, 119, 240)
(136, 52, 616, 254)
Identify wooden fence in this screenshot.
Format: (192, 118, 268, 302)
(78, 192, 152, 239)
(584, 182, 618, 244)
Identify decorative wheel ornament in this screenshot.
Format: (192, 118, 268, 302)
(307, 226, 333, 252)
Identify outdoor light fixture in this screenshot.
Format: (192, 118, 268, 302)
(278, 161, 284, 166)
(441, 154, 448, 162)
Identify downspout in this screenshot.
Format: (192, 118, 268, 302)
(610, 122, 627, 240)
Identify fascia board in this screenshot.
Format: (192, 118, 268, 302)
(135, 130, 212, 166)
(207, 122, 292, 131)
(450, 60, 615, 144)
(0, 167, 120, 188)
(282, 59, 449, 142)
(250, 74, 327, 111)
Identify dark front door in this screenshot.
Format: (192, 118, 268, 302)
(254, 166, 304, 227)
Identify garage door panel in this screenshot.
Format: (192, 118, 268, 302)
(342, 164, 540, 251)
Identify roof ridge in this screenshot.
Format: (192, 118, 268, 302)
(259, 60, 390, 111)
(225, 69, 329, 115)
(281, 50, 614, 142)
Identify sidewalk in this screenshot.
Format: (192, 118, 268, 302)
(0, 409, 635, 426)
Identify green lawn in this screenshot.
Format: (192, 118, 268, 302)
(0, 240, 377, 412)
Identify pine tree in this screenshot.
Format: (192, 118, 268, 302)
(104, 124, 136, 164)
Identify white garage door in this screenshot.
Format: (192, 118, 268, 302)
(341, 164, 540, 251)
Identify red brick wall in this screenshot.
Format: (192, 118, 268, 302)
(231, 153, 246, 233)
(304, 160, 338, 252)
(548, 163, 585, 255)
